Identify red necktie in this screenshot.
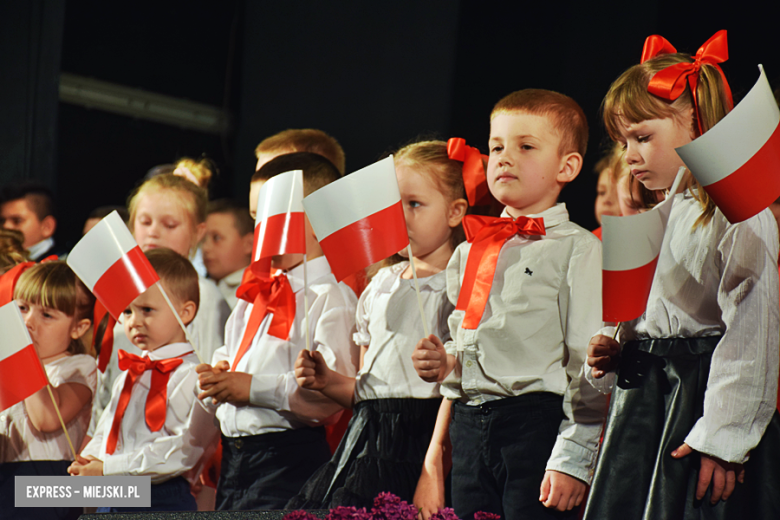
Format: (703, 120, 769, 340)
(232, 267, 296, 371)
(105, 350, 186, 454)
(456, 215, 546, 329)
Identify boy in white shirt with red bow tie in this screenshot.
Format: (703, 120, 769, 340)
(69, 247, 219, 512)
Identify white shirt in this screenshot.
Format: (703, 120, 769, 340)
(586, 193, 780, 463)
(28, 237, 55, 261)
(209, 256, 358, 437)
(354, 262, 449, 402)
(82, 342, 219, 485)
(442, 203, 607, 483)
(216, 268, 246, 310)
(0, 354, 96, 462)
(90, 276, 230, 436)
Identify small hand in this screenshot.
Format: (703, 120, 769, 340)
(69, 456, 104, 476)
(197, 370, 252, 405)
(587, 334, 621, 378)
(671, 443, 744, 503)
(294, 349, 331, 390)
(539, 470, 586, 511)
(411, 335, 447, 383)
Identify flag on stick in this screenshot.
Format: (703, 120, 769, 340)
(601, 169, 685, 322)
(67, 211, 159, 320)
(302, 156, 408, 282)
(252, 170, 306, 262)
(0, 301, 47, 412)
(676, 65, 780, 223)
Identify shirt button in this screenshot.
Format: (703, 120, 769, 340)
(234, 439, 243, 450)
(466, 361, 473, 367)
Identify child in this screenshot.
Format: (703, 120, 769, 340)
(593, 147, 620, 236)
(255, 128, 346, 174)
(288, 140, 469, 509)
(197, 152, 358, 511)
(70, 247, 219, 512)
(0, 182, 61, 260)
(91, 174, 231, 435)
(412, 89, 606, 520)
(585, 36, 780, 519)
(202, 199, 254, 309)
(1, 261, 95, 520)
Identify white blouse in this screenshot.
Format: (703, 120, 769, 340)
(1, 354, 96, 462)
(354, 262, 450, 402)
(588, 193, 779, 463)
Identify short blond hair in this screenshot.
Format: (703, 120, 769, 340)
(255, 129, 346, 174)
(128, 173, 208, 236)
(145, 248, 200, 311)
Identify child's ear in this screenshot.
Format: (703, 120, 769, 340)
(556, 152, 583, 184)
(242, 232, 254, 257)
(448, 198, 468, 227)
(70, 318, 92, 340)
(41, 215, 57, 239)
(179, 301, 198, 326)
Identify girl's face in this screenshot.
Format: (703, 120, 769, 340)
(617, 115, 693, 191)
(594, 168, 619, 223)
(133, 190, 200, 258)
(396, 165, 462, 262)
(17, 300, 82, 362)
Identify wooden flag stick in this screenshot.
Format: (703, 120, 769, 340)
(612, 322, 622, 340)
(156, 281, 204, 364)
(46, 384, 77, 460)
(406, 244, 430, 337)
(303, 255, 311, 351)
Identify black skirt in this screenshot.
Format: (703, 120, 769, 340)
(286, 398, 441, 510)
(584, 336, 780, 520)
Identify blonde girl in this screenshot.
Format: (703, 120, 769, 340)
(1, 262, 95, 520)
(287, 140, 471, 509)
(585, 32, 779, 519)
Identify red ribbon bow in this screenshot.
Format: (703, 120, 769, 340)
(106, 350, 187, 454)
(447, 138, 490, 207)
(232, 265, 296, 370)
(0, 261, 36, 306)
(642, 30, 733, 136)
(456, 215, 545, 329)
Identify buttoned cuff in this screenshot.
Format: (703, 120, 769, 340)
(685, 419, 751, 464)
(102, 453, 134, 476)
(249, 373, 284, 409)
(545, 437, 597, 484)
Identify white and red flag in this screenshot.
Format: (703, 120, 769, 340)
(67, 211, 159, 321)
(0, 301, 47, 412)
(252, 169, 306, 263)
(602, 169, 684, 322)
(676, 65, 780, 223)
(302, 156, 408, 282)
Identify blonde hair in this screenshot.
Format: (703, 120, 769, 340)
(491, 89, 589, 157)
(14, 262, 95, 355)
(173, 156, 217, 188)
(145, 248, 200, 311)
(0, 229, 29, 274)
(127, 173, 208, 250)
(255, 129, 346, 175)
(602, 53, 731, 227)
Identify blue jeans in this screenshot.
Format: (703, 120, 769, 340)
(450, 393, 578, 520)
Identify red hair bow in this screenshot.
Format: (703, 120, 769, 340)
(447, 138, 490, 206)
(642, 30, 733, 136)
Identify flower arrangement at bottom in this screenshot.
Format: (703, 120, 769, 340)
(282, 492, 501, 520)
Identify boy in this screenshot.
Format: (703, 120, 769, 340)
(69, 247, 219, 512)
(202, 199, 254, 309)
(197, 152, 358, 511)
(0, 181, 60, 260)
(412, 89, 606, 520)
(255, 128, 346, 174)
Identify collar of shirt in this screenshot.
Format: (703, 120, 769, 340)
(221, 268, 246, 289)
(28, 237, 54, 260)
(500, 202, 569, 230)
(380, 261, 446, 293)
(284, 256, 332, 293)
(144, 342, 194, 361)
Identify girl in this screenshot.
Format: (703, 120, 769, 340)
(585, 32, 780, 519)
(91, 174, 231, 439)
(0, 262, 96, 520)
(286, 140, 471, 509)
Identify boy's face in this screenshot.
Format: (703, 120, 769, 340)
(123, 284, 189, 351)
(0, 198, 54, 249)
(487, 111, 568, 217)
(203, 212, 253, 282)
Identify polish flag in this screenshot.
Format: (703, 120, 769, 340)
(676, 65, 780, 223)
(253, 169, 306, 262)
(602, 169, 684, 322)
(67, 211, 159, 321)
(0, 301, 47, 412)
(303, 156, 408, 282)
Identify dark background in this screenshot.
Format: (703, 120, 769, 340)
(1, 0, 778, 250)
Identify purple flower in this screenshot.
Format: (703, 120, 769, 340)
(327, 506, 371, 520)
(370, 492, 418, 520)
(429, 508, 460, 520)
(473, 512, 501, 520)
(283, 511, 319, 520)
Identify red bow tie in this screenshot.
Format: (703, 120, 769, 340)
(105, 350, 186, 454)
(456, 215, 546, 329)
(232, 267, 296, 371)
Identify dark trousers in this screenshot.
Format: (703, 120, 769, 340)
(96, 476, 196, 513)
(450, 393, 578, 520)
(216, 426, 331, 511)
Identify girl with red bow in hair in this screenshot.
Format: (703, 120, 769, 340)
(287, 140, 477, 510)
(586, 31, 780, 519)
(1, 261, 96, 520)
